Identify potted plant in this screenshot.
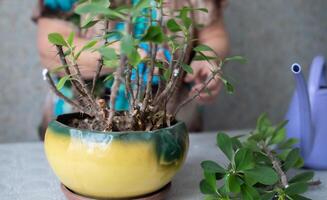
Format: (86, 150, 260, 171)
(42, 0, 244, 199)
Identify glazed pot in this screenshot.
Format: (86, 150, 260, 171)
(44, 113, 189, 199)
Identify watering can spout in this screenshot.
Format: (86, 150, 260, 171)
(291, 63, 314, 158)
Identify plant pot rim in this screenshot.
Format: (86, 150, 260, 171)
(51, 112, 186, 136)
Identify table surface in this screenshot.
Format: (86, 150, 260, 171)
(0, 132, 326, 200)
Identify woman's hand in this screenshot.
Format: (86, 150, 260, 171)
(184, 60, 222, 104)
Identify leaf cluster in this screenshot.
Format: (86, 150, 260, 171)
(200, 114, 315, 200)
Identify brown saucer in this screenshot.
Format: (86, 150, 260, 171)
(60, 183, 171, 200)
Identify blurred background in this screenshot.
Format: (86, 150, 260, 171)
(0, 0, 326, 143)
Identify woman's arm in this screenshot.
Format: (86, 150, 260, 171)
(37, 17, 114, 79)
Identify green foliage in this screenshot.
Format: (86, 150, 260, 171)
(200, 114, 316, 200)
(48, 33, 68, 47)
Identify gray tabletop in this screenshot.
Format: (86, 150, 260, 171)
(0, 132, 326, 200)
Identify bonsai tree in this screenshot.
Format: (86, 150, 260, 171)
(43, 0, 244, 132)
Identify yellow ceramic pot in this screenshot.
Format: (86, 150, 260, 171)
(44, 113, 189, 199)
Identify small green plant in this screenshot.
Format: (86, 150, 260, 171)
(200, 114, 320, 200)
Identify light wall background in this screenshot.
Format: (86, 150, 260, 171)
(0, 0, 326, 143)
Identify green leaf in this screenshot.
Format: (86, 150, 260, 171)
(75, 40, 97, 59)
(75, 3, 125, 19)
(48, 33, 67, 47)
(103, 74, 114, 82)
(288, 194, 311, 200)
(244, 166, 278, 185)
(181, 63, 193, 74)
(167, 19, 182, 32)
(226, 174, 241, 193)
(224, 56, 247, 64)
(289, 171, 314, 183)
(67, 32, 75, 46)
(163, 68, 172, 81)
(241, 184, 259, 200)
(56, 75, 71, 90)
(278, 138, 298, 149)
(284, 148, 301, 171)
(50, 65, 68, 73)
(204, 171, 217, 192)
(142, 26, 165, 43)
(103, 59, 119, 68)
(98, 47, 117, 60)
(200, 179, 216, 195)
(269, 120, 288, 144)
(285, 182, 309, 195)
(81, 18, 99, 29)
(270, 127, 286, 145)
(201, 160, 226, 174)
(221, 78, 234, 94)
(194, 44, 215, 52)
(234, 148, 254, 171)
(261, 191, 276, 200)
(193, 55, 217, 61)
(217, 132, 234, 161)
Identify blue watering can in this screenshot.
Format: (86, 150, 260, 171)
(285, 56, 327, 169)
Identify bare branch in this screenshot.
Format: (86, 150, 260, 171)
(43, 69, 92, 116)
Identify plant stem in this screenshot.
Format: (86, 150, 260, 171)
(174, 69, 221, 116)
(55, 45, 87, 99)
(91, 20, 110, 96)
(43, 70, 91, 115)
(262, 145, 289, 188)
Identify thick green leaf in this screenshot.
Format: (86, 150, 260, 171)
(241, 184, 259, 200)
(217, 132, 234, 161)
(48, 33, 67, 47)
(81, 18, 99, 29)
(285, 182, 308, 195)
(234, 148, 254, 171)
(142, 26, 165, 43)
(201, 160, 226, 174)
(163, 68, 172, 81)
(50, 65, 68, 73)
(261, 191, 276, 200)
(270, 120, 288, 144)
(204, 171, 217, 192)
(284, 148, 301, 171)
(194, 44, 215, 52)
(244, 166, 278, 185)
(67, 32, 75, 46)
(289, 171, 314, 183)
(226, 174, 241, 193)
(200, 179, 216, 195)
(56, 75, 71, 90)
(103, 59, 119, 68)
(75, 40, 97, 59)
(98, 47, 117, 60)
(193, 55, 217, 61)
(167, 19, 182, 32)
(221, 78, 234, 94)
(75, 3, 125, 19)
(270, 128, 286, 145)
(288, 194, 311, 200)
(224, 56, 247, 64)
(278, 138, 298, 149)
(103, 74, 114, 82)
(181, 63, 193, 74)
